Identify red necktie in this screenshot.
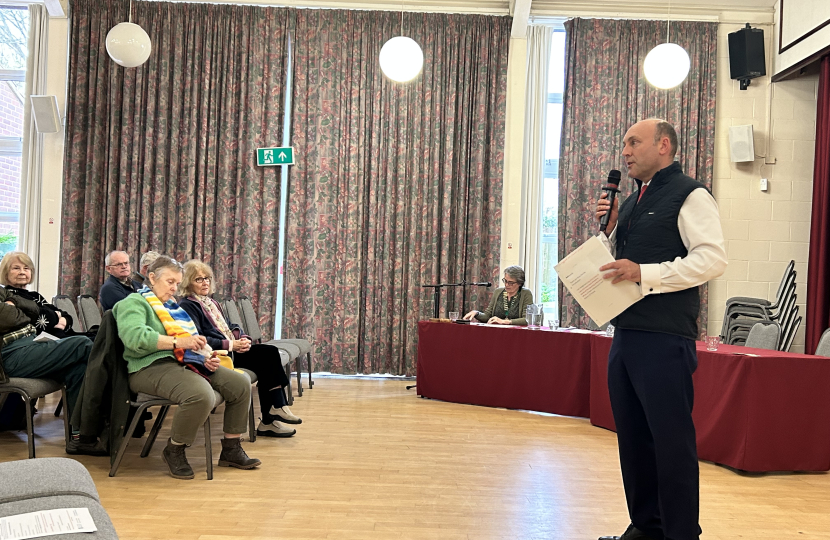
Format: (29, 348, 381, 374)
(637, 184, 648, 203)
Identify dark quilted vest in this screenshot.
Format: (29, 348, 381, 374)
(612, 162, 707, 340)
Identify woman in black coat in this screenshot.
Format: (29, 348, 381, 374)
(178, 260, 300, 438)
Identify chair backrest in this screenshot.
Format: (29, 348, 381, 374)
(772, 286, 796, 322)
(237, 297, 263, 342)
(777, 301, 799, 345)
(77, 295, 103, 329)
(772, 260, 795, 305)
(780, 315, 802, 353)
(814, 328, 830, 357)
(52, 295, 83, 332)
(221, 298, 246, 334)
(744, 321, 781, 350)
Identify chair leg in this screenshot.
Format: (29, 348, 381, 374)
(60, 387, 70, 446)
(110, 403, 153, 477)
(140, 405, 170, 458)
(23, 393, 35, 459)
(286, 378, 294, 406)
(307, 352, 313, 388)
(204, 417, 213, 480)
(248, 390, 256, 443)
(54, 399, 63, 417)
(295, 358, 303, 396)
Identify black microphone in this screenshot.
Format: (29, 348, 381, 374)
(472, 281, 492, 287)
(599, 170, 622, 233)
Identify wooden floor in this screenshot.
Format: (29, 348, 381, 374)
(1, 378, 829, 540)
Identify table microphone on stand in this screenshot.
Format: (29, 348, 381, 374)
(599, 169, 622, 234)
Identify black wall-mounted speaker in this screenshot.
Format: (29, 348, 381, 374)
(728, 24, 766, 90)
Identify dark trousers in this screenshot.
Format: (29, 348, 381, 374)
(3, 335, 93, 419)
(233, 344, 290, 413)
(608, 329, 700, 540)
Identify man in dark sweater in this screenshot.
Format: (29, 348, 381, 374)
(99, 251, 139, 311)
(595, 119, 727, 540)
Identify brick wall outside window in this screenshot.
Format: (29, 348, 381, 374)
(0, 81, 22, 237)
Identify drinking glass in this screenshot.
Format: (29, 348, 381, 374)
(706, 335, 720, 351)
(547, 319, 559, 330)
(605, 323, 615, 337)
(449, 311, 459, 321)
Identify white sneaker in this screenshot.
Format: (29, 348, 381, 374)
(269, 405, 302, 424)
(256, 420, 296, 438)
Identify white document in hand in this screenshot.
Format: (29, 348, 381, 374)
(554, 235, 643, 327)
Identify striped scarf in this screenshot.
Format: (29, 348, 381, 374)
(139, 286, 210, 373)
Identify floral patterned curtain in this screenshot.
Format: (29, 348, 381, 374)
(558, 18, 717, 336)
(284, 9, 510, 375)
(60, 0, 289, 338)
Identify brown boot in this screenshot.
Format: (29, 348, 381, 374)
(162, 438, 194, 480)
(218, 437, 261, 470)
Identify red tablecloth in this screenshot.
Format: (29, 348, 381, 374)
(418, 321, 830, 472)
(417, 321, 592, 417)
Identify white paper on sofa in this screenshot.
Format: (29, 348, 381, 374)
(0, 508, 97, 540)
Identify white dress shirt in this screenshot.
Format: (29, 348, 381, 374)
(600, 185, 727, 297)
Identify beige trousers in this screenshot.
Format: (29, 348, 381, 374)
(129, 358, 250, 445)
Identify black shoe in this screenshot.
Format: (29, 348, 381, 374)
(65, 438, 108, 456)
(218, 437, 261, 469)
(162, 438, 195, 480)
(599, 524, 657, 540)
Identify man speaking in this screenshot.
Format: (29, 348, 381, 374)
(594, 119, 727, 540)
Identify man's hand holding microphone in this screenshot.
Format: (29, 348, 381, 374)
(595, 170, 641, 285)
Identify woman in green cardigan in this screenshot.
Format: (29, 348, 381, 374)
(113, 256, 260, 480)
(462, 266, 534, 325)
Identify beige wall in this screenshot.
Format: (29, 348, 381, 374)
(37, 16, 69, 301)
(710, 22, 818, 352)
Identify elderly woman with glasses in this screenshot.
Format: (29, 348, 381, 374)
(112, 256, 260, 479)
(462, 265, 534, 325)
(0, 252, 93, 441)
(178, 260, 300, 439)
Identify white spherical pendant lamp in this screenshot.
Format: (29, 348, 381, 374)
(379, 36, 424, 83)
(106, 22, 152, 68)
(643, 43, 690, 90)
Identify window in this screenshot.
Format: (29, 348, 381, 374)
(538, 29, 566, 322)
(0, 7, 27, 258)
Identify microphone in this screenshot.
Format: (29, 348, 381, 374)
(472, 281, 492, 287)
(599, 170, 622, 233)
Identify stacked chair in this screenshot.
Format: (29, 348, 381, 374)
(721, 260, 801, 351)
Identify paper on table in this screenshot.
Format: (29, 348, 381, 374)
(554, 235, 643, 327)
(0, 508, 97, 540)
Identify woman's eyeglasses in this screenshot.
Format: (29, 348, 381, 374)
(502, 278, 517, 286)
(194, 277, 211, 284)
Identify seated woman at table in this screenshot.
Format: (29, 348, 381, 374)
(113, 256, 260, 480)
(462, 265, 533, 325)
(178, 259, 300, 438)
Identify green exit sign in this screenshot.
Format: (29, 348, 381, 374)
(257, 146, 294, 166)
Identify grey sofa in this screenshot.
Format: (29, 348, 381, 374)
(0, 457, 119, 539)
